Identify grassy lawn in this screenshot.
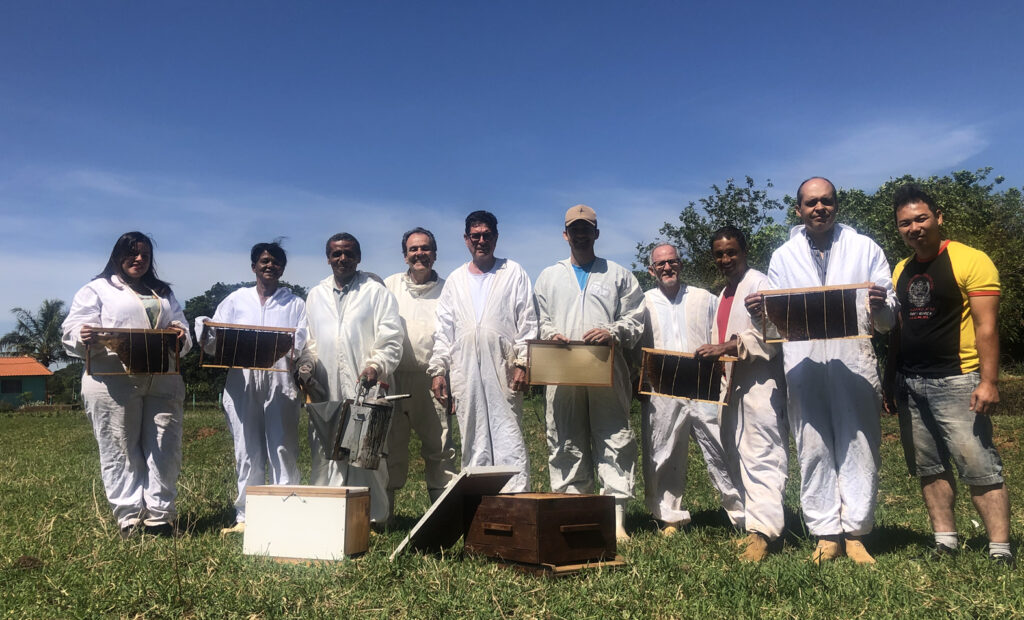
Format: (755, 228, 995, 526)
(2, 381, 1024, 618)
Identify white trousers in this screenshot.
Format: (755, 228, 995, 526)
(222, 370, 301, 523)
(82, 373, 185, 528)
(387, 370, 458, 501)
(450, 374, 531, 493)
(642, 395, 744, 525)
(545, 385, 636, 499)
(309, 422, 391, 523)
(788, 367, 881, 536)
(720, 398, 788, 540)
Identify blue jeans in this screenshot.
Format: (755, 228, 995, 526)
(896, 371, 1003, 486)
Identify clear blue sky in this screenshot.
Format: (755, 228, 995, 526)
(2, 1, 1022, 336)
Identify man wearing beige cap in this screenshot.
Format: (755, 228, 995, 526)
(534, 205, 645, 539)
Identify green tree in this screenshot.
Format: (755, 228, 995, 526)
(48, 362, 85, 404)
(181, 281, 308, 401)
(0, 299, 70, 368)
(635, 177, 787, 291)
(833, 168, 1024, 361)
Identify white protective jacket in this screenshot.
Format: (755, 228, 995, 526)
(427, 258, 538, 492)
(766, 223, 896, 536)
(533, 257, 644, 499)
(304, 272, 403, 522)
(383, 272, 458, 500)
(62, 275, 192, 528)
(711, 268, 788, 540)
(197, 286, 308, 523)
(641, 285, 743, 526)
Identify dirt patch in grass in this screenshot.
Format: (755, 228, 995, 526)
(12, 555, 43, 570)
(192, 426, 221, 441)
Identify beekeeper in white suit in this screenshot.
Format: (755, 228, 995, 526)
(299, 232, 403, 525)
(196, 241, 308, 535)
(384, 227, 458, 512)
(428, 211, 537, 493)
(694, 226, 787, 562)
(642, 243, 744, 537)
(62, 232, 191, 538)
(747, 177, 895, 564)
(534, 204, 644, 540)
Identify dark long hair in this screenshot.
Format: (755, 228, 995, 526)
(94, 231, 172, 296)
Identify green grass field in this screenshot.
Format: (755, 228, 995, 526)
(2, 383, 1023, 618)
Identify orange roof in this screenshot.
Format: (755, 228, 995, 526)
(0, 357, 53, 377)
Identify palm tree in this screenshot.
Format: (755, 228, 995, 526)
(0, 299, 70, 368)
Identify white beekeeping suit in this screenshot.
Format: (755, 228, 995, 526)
(196, 286, 307, 525)
(384, 272, 458, 504)
(711, 268, 788, 540)
(304, 272, 403, 523)
(62, 275, 192, 529)
(427, 258, 537, 492)
(642, 285, 744, 526)
(533, 258, 644, 500)
(767, 223, 895, 537)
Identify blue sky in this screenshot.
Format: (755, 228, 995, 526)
(2, 1, 1022, 337)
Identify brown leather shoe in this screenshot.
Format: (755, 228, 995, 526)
(659, 521, 682, 538)
(845, 538, 876, 564)
(738, 533, 769, 562)
(811, 539, 843, 564)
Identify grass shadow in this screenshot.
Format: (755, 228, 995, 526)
(180, 506, 237, 536)
(866, 524, 934, 555)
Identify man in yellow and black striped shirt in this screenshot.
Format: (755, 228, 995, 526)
(887, 183, 1011, 564)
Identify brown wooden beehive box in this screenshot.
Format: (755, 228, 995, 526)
(463, 493, 615, 566)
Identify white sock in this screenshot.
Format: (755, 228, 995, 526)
(989, 541, 1012, 558)
(934, 532, 958, 549)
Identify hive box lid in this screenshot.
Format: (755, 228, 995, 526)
(247, 484, 370, 497)
(389, 466, 518, 561)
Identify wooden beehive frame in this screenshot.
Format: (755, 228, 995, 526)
(758, 282, 871, 344)
(637, 347, 735, 405)
(86, 327, 181, 376)
(527, 340, 614, 387)
(199, 320, 297, 372)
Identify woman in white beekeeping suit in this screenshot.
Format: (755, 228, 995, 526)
(197, 241, 308, 535)
(62, 231, 192, 539)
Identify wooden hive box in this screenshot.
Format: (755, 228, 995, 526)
(464, 493, 615, 566)
(243, 485, 370, 562)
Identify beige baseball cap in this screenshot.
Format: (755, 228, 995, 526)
(565, 204, 597, 227)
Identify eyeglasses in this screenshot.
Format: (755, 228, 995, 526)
(803, 196, 835, 208)
(652, 258, 681, 269)
(467, 232, 495, 242)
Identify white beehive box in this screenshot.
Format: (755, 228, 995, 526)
(243, 485, 370, 562)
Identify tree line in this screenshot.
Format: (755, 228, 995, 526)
(3, 168, 1022, 404)
(634, 168, 1024, 363)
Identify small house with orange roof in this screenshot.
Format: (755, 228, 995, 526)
(0, 357, 52, 406)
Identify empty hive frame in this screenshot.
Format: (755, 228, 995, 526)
(87, 327, 181, 375)
(200, 321, 296, 371)
(527, 340, 614, 387)
(638, 347, 735, 405)
(758, 283, 870, 343)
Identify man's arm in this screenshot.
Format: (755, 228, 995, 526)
(587, 270, 644, 347)
(362, 287, 404, 386)
(867, 243, 897, 334)
(881, 320, 901, 415)
(533, 269, 563, 341)
(969, 294, 1000, 414)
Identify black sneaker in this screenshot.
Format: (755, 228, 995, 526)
(990, 553, 1015, 567)
(144, 523, 180, 537)
(932, 543, 957, 557)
